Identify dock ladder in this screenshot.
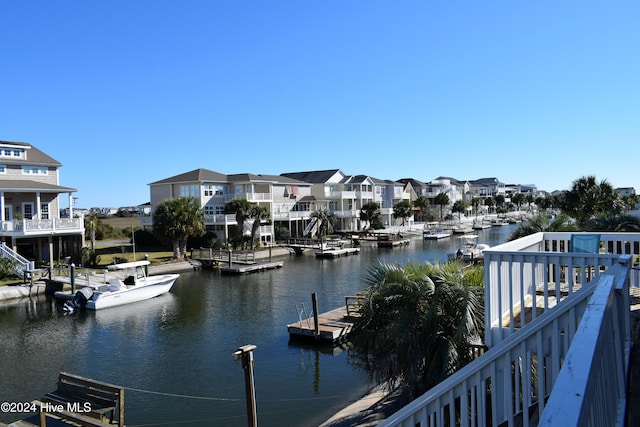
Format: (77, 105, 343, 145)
(296, 303, 313, 329)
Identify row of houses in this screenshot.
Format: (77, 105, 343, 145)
(140, 168, 549, 245)
(0, 139, 635, 265)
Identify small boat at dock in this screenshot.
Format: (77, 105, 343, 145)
(54, 260, 179, 312)
(449, 235, 490, 262)
(423, 222, 451, 240)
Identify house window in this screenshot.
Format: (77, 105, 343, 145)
(40, 204, 49, 220)
(0, 165, 5, 174)
(179, 185, 200, 198)
(22, 203, 34, 220)
(215, 205, 225, 214)
(22, 166, 48, 175)
(204, 205, 215, 216)
(204, 184, 225, 197)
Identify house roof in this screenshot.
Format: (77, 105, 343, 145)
(0, 179, 76, 193)
(280, 169, 343, 183)
(149, 168, 227, 184)
(150, 168, 308, 185)
(397, 178, 428, 188)
(0, 140, 62, 167)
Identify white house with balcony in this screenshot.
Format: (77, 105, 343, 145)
(145, 168, 313, 244)
(281, 169, 413, 232)
(0, 140, 84, 269)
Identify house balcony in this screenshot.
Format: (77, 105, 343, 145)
(326, 190, 356, 199)
(271, 210, 312, 221)
(333, 209, 359, 219)
(0, 217, 85, 237)
(236, 192, 272, 202)
(381, 232, 638, 426)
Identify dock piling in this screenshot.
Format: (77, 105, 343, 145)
(312, 293, 320, 340)
(233, 344, 258, 427)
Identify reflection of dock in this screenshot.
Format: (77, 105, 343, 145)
(288, 295, 363, 342)
(191, 248, 283, 274)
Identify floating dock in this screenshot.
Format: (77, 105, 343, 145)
(219, 261, 283, 274)
(315, 247, 360, 259)
(288, 295, 362, 342)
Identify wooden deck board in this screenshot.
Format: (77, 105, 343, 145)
(288, 306, 354, 342)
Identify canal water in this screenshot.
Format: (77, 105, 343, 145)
(0, 224, 517, 427)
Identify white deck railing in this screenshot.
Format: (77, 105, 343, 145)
(380, 256, 632, 427)
(0, 216, 84, 236)
(485, 232, 640, 347)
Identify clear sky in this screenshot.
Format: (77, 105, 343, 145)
(1, 1, 638, 209)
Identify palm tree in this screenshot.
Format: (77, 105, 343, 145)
(349, 260, 484, 403)
(225, 198, 253, 244)
(413, 196, 430, 222)
(508, 212, 575, 241)
(152, 197, 206, 259)
(484, 196, 495, 214)
(470, 197, 482, 219)
(392, 200, 412, 226)
(433, 193, 450, 221)
(360, 201, 382, 230)
(311, 209, 337, 238)
(585, 212, 640, 232)
(452, 200, 467, 223)
(561, 175, 623, 230)
(248, 205, 270, 249)
(511, 193, 525, 212)
(86, 211, 99, 252)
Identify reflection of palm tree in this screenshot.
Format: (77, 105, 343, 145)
(349, 261, 484, 403)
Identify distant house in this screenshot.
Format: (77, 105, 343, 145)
(281, 169, 412, 230)
(145, 168, 313, 244)
(0, 140, 84, 266)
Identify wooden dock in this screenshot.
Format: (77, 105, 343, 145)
(220, 261, 283, 274)
(315, 247, 360, 259)
(191, 248, 283, 274)
(288, 295, 363, 342)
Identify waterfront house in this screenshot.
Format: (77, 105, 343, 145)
(381, 231, 639, 426)
(144, 168, 313, 244)
(0, 140, 84, 269)
(281, 169, 412, 231)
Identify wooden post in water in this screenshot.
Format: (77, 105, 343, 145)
(233, 344, 258, 427)
(228, 249, 233, 268)
(312, 292, 320, 340)
(70, 263, 75, 293)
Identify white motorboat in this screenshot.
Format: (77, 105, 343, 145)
(450, 235, 490, 261)
(55, 260, 179, 312)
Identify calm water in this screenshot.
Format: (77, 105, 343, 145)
(0, 224, 516, 426)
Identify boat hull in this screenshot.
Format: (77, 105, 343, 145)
(86, 274, 179, 310)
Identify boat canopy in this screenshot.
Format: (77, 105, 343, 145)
(107, 260, 151, 271)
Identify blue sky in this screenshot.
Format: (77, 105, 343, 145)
(1, 1, 638, 208)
